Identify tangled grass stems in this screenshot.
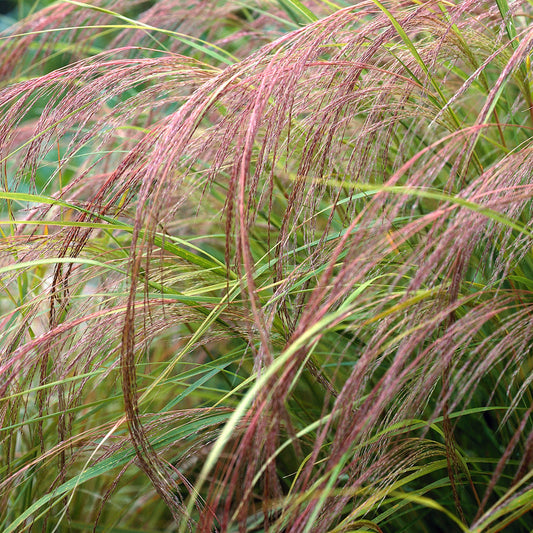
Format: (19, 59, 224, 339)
(0, 0, 533, 531)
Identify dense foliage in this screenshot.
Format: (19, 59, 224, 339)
(1, 1, 532, 531)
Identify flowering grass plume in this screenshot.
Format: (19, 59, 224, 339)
(0, 0, 533, 531)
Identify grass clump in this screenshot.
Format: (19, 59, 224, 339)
(1, 0, 533, 531)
